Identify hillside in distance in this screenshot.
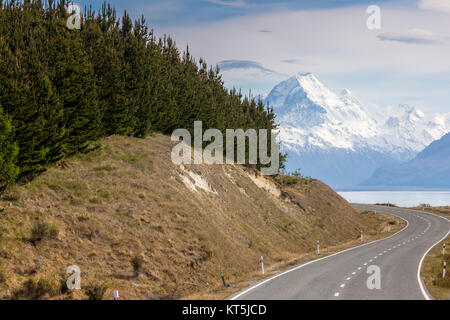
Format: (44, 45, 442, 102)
(363, 132, 450, 188)
(0, 135, 393, 300)
(265, 73, 449, 188)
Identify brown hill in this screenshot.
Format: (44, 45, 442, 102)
(0, 134, 396, 300)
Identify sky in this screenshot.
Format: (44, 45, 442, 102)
(74, 0, 450, 115)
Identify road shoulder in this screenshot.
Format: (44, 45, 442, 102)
(413, 206, 450, 300)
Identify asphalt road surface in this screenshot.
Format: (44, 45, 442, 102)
(231, 204, 450, 300)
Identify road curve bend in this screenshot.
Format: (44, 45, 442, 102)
(230, 204, 450, 300)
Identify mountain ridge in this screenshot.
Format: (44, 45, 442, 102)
(363, 132, 450, 188)
(265, 73, 450, 187)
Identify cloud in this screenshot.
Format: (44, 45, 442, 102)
(418, 0, 450, 13)
(218, 60, 276, 74)
(258, 29, 272, 33)
(160, 6, 450, 113)
(281, 59, 316, 65)
(207, 0, 247, 8)
(377, 29, 445, 45)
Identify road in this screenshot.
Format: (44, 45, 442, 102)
(231, 204, 450, 300)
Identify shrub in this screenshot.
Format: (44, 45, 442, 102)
(30, 222, 59, 244)
(59, 273, 70, 295)
(275, 175, 298, 186)
(131, 254, 144, 274)
(84, 281, 108, 300)
(0, 188, 20, 202)
(12, 277, 55, 300)
(375, 203, 398, 207)
(291, 169, 303, 177)
(0, 263, 6, 284)
(433, 275, 450, 288)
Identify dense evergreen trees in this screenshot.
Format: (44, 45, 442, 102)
(0, 0, 281, 188)
(0, 106, 19, 190)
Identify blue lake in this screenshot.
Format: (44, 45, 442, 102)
(337, 191, 450, 207)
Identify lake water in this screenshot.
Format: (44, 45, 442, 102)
(337, 191, 450, 207)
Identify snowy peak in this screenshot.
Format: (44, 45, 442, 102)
(340, 88, 361, 106)
(341, 88, 352, 96)
(266, 72, 331, 111)
(266, 72, 368, 121)
(266, 72, 448, 154)
(265, 73, 450, 186)
(265, 73, 379, 151)
(294, 72, 326, 93)
(402, 105, 425, 122)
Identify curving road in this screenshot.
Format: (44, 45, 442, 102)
(231, 204, 450, 300)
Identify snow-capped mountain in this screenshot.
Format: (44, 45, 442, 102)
(265, 73, 449, 188)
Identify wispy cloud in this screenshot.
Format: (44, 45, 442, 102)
(281, 59, 316, 65)
(418, 0, 450, 14)
(258, 29, 272, 33)
(207, 0, 247, 8)
(218, 60, 276, 74)
(377, 29, 445, 45)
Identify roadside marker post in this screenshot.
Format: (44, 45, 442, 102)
(361, 231, 363, 242)
(317, 240, 320, 255)
(388, 224, 390, 232)
(443, 262, 447, 279)
(220, 272, 228, 287)
(114, 290, 119, 300)
(260, 256, 264, 275)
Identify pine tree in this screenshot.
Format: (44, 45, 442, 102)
(0, 3, 66, 179)
(0, 0, 285, 186)
(0, 106, 19, 190)
(47, 7, 101, 154)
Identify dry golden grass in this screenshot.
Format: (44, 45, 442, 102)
(411, 206, 450, 300)
(410, 206, 450, 219)
(0, 134, 403, 300)
(421, 236, 450, 300)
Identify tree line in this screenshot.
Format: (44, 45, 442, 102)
(0, 0, 283, 191)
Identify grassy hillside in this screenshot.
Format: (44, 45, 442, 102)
(413, 206, 449, 300)
(0, 134, 398, 300)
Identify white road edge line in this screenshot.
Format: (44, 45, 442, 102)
(403, 207, 450, 300)
(417, 221, 450, 300)
(229, 209, 409, 300)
